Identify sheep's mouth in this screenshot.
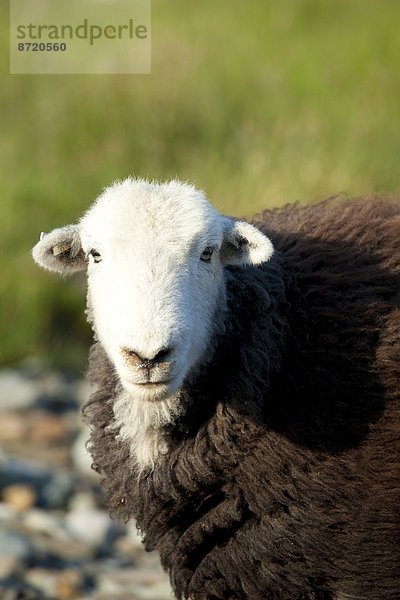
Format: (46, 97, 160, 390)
(135, 380, 171, 388)
(119, 365, 186, 399)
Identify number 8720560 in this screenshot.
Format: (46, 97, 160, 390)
(17, 42, 67, 51)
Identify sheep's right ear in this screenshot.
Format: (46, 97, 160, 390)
(220, 218, 274, 266)
(32, 225, 86, 275)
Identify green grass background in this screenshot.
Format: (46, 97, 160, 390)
(1, 0, 400, 370)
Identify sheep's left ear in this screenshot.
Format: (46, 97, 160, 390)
(32, 225, 86, 275)
(220, 218, 274, 266)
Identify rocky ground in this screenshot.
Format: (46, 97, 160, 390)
(0, 366, 172, 600)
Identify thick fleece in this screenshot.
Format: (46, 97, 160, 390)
(83, 196, 400, 600)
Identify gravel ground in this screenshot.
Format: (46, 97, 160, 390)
(0, 366, 173, 600)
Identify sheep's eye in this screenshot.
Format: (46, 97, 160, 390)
(200, 247, 214, 263)
(88, 249, 102, 263)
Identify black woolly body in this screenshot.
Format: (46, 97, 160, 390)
(83, 196, 400, 600)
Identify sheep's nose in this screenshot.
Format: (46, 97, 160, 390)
(121, 346, 173, 369)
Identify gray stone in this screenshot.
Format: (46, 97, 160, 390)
(126, 522, 146, 548)
(0, 456, 50, 492)
(41, 471, 76, 509)
(68, 490, 97, 512)
(0, 457, 75, 508)
(0, 501, 17, 521)
(25, 567, 58, 597)
(75, 379, 93, 406)
(0, 556, 20, 579)
(22, 508, 70, 541)
(96, 567, 173, 599)
(0, 584, 43, 600)
(0, 528, 31, 561)
(0, 370, 37, 410)
(65, 508, 116, 547)
(29, 529, 94, 561)
(34, 371, 78, 413)
(71, 428, 96, 478)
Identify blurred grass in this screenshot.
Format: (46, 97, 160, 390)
(1, 0, 400, 369)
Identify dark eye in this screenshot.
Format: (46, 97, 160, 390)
(200, 247, 214, 263)
(88, 249, 102, 263)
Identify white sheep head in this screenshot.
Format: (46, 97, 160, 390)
(32, 178, 273, 403)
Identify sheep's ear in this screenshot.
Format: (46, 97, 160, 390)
(220, 219, 274, 266)
(32, 225, 86, 275)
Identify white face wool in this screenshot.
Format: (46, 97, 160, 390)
(32, 178, 274, 469)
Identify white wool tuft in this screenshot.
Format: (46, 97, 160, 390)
(111, 388, 183, 473)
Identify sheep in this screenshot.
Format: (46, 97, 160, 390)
(32, 177, 400, 600)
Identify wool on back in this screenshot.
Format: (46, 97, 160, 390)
(84, 195, 400, 600)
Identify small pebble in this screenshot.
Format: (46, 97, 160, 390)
(0, 501, 17, 521)
(25, 567, 58, 597)
(56, 568, 85, 599)
(0, 412, 27, 442)
(65, 509, 114, 547)
(42, 471, 76, 509)
(71, 428, 95, 478)
(0, 556, 21, 579)
(0, 529, 31, 561)
(68, 490, 97, 512)
(2, 484, 36, 512)
(0, 370, 37, 410)
(29, 412, 68, 442)
(22, 507, 70, 541)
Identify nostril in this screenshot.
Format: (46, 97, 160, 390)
(120, 347, 143, 366)
(153, 347, 172, 362)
